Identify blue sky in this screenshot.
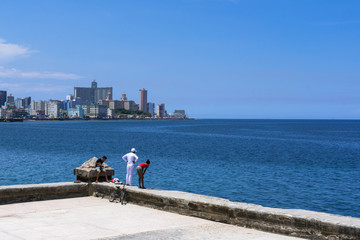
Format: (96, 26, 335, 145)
(0, 0, 359, 119)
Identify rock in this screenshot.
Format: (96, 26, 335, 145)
(74, 157, 115, 182)
(80, 157, 110, 168)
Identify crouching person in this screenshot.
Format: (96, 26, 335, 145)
(95, 156, 110, 183)
(136, 159, 150, 189)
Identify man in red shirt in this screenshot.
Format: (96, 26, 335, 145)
(136, 159, 150, 189)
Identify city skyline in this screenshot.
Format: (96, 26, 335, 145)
(0, 1, 359, 119)
(0, 80, 158, 110)
(0, 79, 186, 120)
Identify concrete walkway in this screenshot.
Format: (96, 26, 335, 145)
(0, 197, 304, 240)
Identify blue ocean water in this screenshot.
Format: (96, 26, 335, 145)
(0, 120, 359, 218)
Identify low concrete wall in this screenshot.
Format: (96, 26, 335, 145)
(91, 183, 360, 240)
(0, 182, 88, 204)
(1, 182, 359, 240)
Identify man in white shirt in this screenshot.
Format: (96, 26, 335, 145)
(122, 148, 139, 185)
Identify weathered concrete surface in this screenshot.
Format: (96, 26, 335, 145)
(0, 182, 88, 204)
(0, 197, 304, 240)
(1, 182, 359, 239)
(92, 183, 360, 240)
(74, 167, 114, 182)
(74, 157, 114, 182)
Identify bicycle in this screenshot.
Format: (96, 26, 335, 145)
(109, 183, 127, 205)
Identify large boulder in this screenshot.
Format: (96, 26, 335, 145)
(80, 157, 110, 168)
(74, 157, 115, 182)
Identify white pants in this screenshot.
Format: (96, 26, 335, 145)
(126, 164, 135, 185)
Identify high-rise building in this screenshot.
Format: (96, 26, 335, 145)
(147, 102, 155, 116)
(0, 90, 7, 106)
(37, 101, 46, 112)
(139, 88, 148, 112)
(15, 98, 25, 109)
(15, 97, 31, 109)
(156, 103, 165, 118)
(30, 100, 46, 116)
(74, 80, 112, 104)
(6, 93, 15, 105)
(24, 97, 31, 108)
(47, 101, 60, 118)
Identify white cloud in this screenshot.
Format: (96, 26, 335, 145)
(0, 80, 71, 95)
(0, 39, 83, 81)
(0, 66, 82, 80)
(0, 81, 22, 89)
(0, 38, 35, 62)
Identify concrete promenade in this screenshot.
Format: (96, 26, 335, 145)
(0, 197, 303, 240)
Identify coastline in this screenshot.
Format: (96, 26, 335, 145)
(0, 118, 196, 122)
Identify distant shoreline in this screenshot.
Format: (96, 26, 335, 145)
(0, 118, 195, 122)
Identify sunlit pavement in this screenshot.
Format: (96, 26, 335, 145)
(0, 197, 304, 240)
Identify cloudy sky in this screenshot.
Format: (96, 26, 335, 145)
(0, 0, 359, 119)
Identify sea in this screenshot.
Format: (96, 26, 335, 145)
(0, 119, 359, 218)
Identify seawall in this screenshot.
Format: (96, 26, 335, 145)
(0, 182, 88, 204)
(0, 182, 359, 240)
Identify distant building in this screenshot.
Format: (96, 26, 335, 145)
(65, 100, 77, 110)
(13, 108, 29, 118)
(139, 88, 148, 112)
(169, 110, 186, 118)
(0, 90, 7, 106)
(123, 101, 139, 111)
(58, 100, 76, 111)
(30, 101, 45, 116)
(68, 105, 84, 118)
(47, 101, 60, 118)
(15, 98, 25, 109)
(0, 107, 6, 119)
(107, 108, 114, 118)
(99, 100, 124, 110)
(156, 104, 165, 118)
(120, 93, 127, 101)
(88, 104, 107, 118)
(30, 101, 46, 117)
(66, 94, 74, 101)
(74, 80, 112, 104)
(6, 93, 15, 106)
(5, 109, 14, 119)
(79, 104, 107, 118)
(71, 99, 90, 107)
(119, 92, 138, 111)
(24, 97, 31, 108)
(109, 100, 124, 110)
(147, 102, 155, 116)
(14, 97, 31, 109)
(98, 100, 110, 108)
(80, 104, 90, 115)
(105, 91, 112, 101)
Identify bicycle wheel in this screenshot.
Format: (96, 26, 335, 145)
(120, 190, 126, 205)
(109, 191, 116, 202)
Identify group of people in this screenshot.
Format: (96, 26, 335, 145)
(95, 148, 150, 189)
